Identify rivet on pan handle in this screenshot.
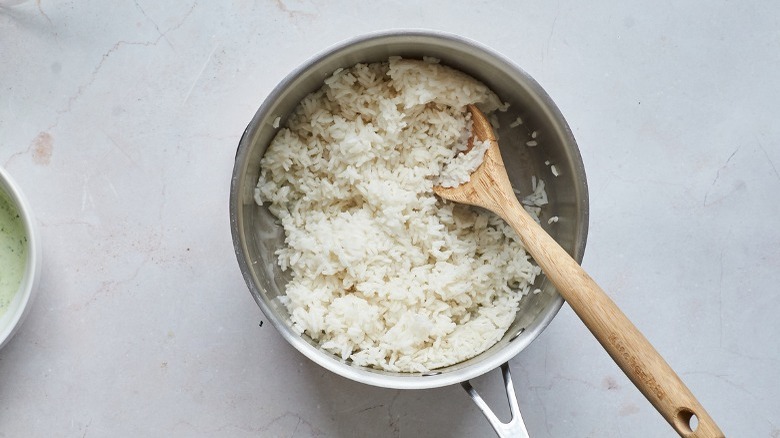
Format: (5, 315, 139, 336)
(461, 363, 530, 438)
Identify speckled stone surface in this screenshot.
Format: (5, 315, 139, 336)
(1, 1, 778, 436)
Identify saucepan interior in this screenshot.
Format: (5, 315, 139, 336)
(230, 29, 588, 390)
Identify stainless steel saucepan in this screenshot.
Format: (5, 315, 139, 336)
(229, 29, 589, 437)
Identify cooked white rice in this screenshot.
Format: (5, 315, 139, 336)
(437, 138, 491, 188)
(255, 57, 542, 372)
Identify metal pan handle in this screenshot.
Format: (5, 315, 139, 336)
(461, 362, 530, 438)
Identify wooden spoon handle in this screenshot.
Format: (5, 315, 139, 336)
(497, 198, 724, 438)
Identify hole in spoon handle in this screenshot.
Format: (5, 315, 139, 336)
(672, 406, 725, 438)
(676, 408, 699, 434)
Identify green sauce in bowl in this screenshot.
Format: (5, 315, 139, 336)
(0, 190, 27, 318)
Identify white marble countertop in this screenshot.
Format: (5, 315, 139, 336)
(1, 1, 778, 436)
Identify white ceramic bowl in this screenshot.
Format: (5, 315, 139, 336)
(0, 167, 41, 350)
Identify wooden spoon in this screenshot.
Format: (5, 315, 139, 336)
(434, 105, 724, 438)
